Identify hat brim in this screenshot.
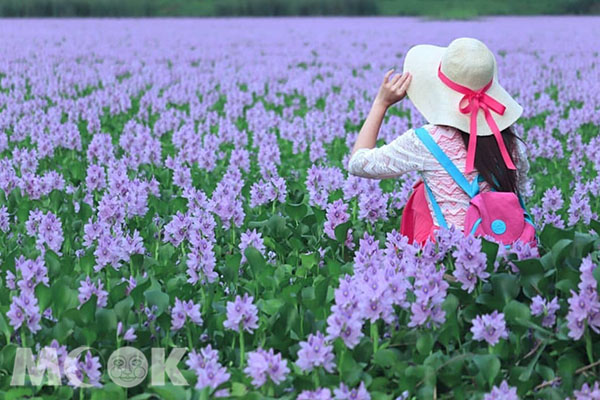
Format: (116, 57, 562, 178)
(402, 44, 523, 136)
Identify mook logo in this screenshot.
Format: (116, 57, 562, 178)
(10, 346, 189, 388)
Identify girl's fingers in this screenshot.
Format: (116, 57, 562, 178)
(391, 72, 409, 91)
(383, 69, 394, 83)
(389, 73, 403, 86)
(397, 74, 412, 94)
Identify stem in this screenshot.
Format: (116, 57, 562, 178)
(585, 326, 594, 365)
(371, 321, 379, 354)
(338, 347, 345, 378)
(312, 369, 320, 389)
(186, 326, 193, 351)
(20, 327, 27, 348)
(239, 328, 245, 368)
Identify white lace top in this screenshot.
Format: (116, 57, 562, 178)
(347, 124, 530, 229)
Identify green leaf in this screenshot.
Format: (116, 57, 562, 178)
(503, 300, 531, 325)
(44, 250, 61, 277)
(491, 273, 520, 305)
(35, 284, 53, 311)
(416, 332, 434, 355)
(144, 289, 170, 316)
(245, 246, 266, 276)
(473, 354, 500, 388)
(114, 296, 134, 322)
(334, 221, 352, 243)
(285, 202, 308, 221)
(373, 348, 399, 368)
(540, 224, 574, 248)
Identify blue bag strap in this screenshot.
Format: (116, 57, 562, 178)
(422, 179, 448, 229)
(414, 127, 478, 198)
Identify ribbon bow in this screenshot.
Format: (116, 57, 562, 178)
(437, 64, 516, 173)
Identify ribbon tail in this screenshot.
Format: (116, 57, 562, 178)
(484, 109, 516, 170)
(465, 110, 478, 173)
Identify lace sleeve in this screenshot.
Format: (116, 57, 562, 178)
(347, 129, 427, 179)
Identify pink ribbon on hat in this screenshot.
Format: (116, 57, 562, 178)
(437, 64, 516, 173)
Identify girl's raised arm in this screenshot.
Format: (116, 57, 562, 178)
(350, 69, 411, 157)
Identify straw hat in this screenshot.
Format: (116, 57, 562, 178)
(402, 37, 522, 137)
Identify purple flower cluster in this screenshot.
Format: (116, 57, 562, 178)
(170, 297, 203, 331)
(334, 382, 371, 400)
(25, 209, 64, 254)
(185, 344, 231, 392)
(298, 388, 332, 400)
(324, 199, 350, 241)
(408, 259, 448, 328)
(77, 276, 109, 308)
(296, 331, 335, 373)
(566, 256, 600, 339)
(483, 380, 518, 400)
(117, 321, 137, 342)
(305, 165, 344, 209)
(243, 347, 290, 388)
(249, 175, 287, 208)
(452, 235, 489, 293)
(471, 311, 509, 346)
(530, 295, 560, 328)
(239, 229, 266, 265)
(570, 381, 600, 400)
(223, 293, 259, 333)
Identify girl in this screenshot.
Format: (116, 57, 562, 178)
(347, 37, 530, 245)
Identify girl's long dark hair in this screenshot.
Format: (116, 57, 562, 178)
(442, 125, 521, 194)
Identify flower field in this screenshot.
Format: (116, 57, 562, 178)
(0, 16, 599, 399)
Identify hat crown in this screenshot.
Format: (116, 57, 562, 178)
(440, 38, 495, 91)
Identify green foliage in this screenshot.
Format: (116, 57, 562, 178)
(0, 0, 598, 17)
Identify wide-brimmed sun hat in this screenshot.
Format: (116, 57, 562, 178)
(403, 37, 523, 173)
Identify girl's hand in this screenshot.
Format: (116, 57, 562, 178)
(374, 69, 412, 109)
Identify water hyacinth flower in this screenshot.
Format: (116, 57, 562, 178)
(223, 293, 259, 333)
(452, 235, 489, 293)
(185, 344, 230, 391)
(570, 381, 600, 400)
(530, 295, 560, 328)
(239, 229, 266, 264)
(296, 331, 336, 373)
(243, 347, 289, 388)
(298, 388, 333, 400)
(170, 298, 203, 331)
(566, 256, 600, 339)
(324, 199, 350, 241)
(77, 277, 109, 308)
(471, 311, 509, 346)
(408, 259, 448, 328)
(483, 380, 518, 400)
(333, 382, 371, 400)
(117, 322, 137, 342)
(64, 350, 103, 388)
(7, 292, 42, 333)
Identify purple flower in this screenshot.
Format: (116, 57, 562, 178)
(298, 388, 333, 400)
(186, 344, 230, 390)
(117, 322, 137, 342)
(77, 277, 108, 308)
(239, 229, 266, 264)
(452, 235, 489, 293)
(324, 199, 350, 241)
(243, 347, 289, 388)
(571, 381, 600, 400)
(223, 293, 259, 333)
(530, 295, 560, 328)
(170, 298, 203, 331)
(483, 380, 518, 400)
(471, 311, 509, 346)
(333, 382, 370, 400)
(296, 331, 335, 373)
